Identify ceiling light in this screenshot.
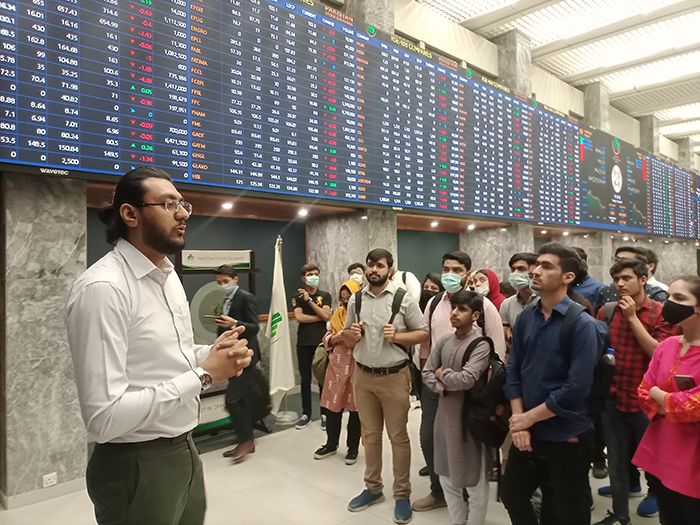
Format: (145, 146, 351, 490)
(695, 242, 699, 247)
(298, 209, 308, 217)
(611, 236, 614, 239)
(541, 230, 547, 234)
(664, 240, 669, 244)
(467, 224, 475, 230)
(623, 236, 629, 241)
(431, 221, 438, 227)
(649, 239, 653, 242)
(222, 202, 233, 210)
(501, 228, 507, 232)
(562, 231, 569, 236)
(583, 234, 588, 238)
(361, 215, 368, 220)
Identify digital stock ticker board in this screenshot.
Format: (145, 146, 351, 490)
(0, 0, 696, 237)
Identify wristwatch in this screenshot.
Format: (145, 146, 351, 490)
(194, 367, 213, 392)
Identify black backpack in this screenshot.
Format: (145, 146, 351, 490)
(459, 336, 511, 448)
(353, 287, 410, 356)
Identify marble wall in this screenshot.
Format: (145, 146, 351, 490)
(550, 232, 614, 283)
(676, 137, 693, 173)
(461, 223, 535, 282)
(1, 173, 87, 500)
(581, 82, 611, 133)
(639, 115, 660, 155)
(307, 211, 398, 307)
(490, 30, 532, 96)
(346, 0, 394, 33)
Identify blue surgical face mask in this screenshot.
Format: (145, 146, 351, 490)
(508, 272, 531, 291)
(306, 275, 320, 287)
(218, 283, 235, 295)
(441, 272, 463, 293)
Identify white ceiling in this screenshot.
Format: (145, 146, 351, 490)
(417, 0, 700, 155)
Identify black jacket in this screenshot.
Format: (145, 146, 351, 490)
(218, 288, 260, 366)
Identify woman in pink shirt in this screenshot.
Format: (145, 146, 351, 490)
(633, 276, 700, 525)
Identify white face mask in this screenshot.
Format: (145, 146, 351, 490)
(218, 283, 235, 295)
(474, 284, 490, 298)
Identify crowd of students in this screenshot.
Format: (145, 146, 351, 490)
(287, 244, 699, 525)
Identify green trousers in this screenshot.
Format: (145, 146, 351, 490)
(86, 435, 206, 525)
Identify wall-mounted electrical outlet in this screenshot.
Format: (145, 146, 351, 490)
(42, 472, 57, 488)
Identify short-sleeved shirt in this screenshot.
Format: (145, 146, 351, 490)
(500, 293, 537, 328)
(292, 289, 332, 346)
(345, 280, 428, 368)
(596, 295, 675, 412)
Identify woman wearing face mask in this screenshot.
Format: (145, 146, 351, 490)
(473, 269, 506, 311)
(314, 280, 362, 465)
(421, 273, 445, 312)
(633, 276, 700, 525)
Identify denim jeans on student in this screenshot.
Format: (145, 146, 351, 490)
(419, 385, 443, 497)
(601, 397, 649, 518)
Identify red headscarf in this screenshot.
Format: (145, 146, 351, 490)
(481, 269, 506, 311)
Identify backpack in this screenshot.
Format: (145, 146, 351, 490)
(353, 287, 410, 356)
(459, 336, 511, 448)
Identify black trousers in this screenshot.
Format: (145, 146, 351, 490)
(87, 436, 205, 525)
(647, 474, 700, 525)
(324, 408, 361, 450)
(225, 366, 255, 443)
(500, 431, 594, 525)
(419, 385, 443, 496)
(297, 344, 320, 416)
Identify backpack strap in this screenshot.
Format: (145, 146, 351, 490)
(353, 290, 363, 322)
(559, 302, 587, 351)
(428, 291, 445, 325)
(459, 336, 495, 368)
(388, 287, 407, 325)
(602, 301, 616, 326)
(402, 271, 407, 284)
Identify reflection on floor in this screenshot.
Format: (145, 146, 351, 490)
(1, 400, 661, 525)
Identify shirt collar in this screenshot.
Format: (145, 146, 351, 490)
(363, 277, 397, 298)
(534, 293, 574, 317)
(115, 238, 174, 282)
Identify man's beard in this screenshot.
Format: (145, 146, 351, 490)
(367, 273, 388, 286)
(143, 219, 185, 255)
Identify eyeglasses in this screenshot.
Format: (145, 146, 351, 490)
(140, 199, 193, 214)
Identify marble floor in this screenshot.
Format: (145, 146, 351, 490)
(0, 407, 661, 525)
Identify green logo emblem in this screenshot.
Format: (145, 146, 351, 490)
(367, 25, 376, 36)
(271, 312, 283, 338)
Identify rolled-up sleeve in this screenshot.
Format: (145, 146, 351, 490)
(403, 296, 428, 332)
(66, 282, 201, 443)
(545, 317, 600, 418)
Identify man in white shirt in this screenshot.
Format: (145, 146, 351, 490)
(413, 251, 506, 525)
(66, 167, 252, 525)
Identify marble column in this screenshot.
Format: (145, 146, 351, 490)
(676, 137, 693, 172)
(461, 223, 534, 281)
(580, 82, 610, 133)
(639, 115, 660, 155)
(1, 173, 87, 507)
(550, 232, 614, 283)
(490, 30, 532, 96)
(306, 210, 397, 305)
(345, 0, 394, 33)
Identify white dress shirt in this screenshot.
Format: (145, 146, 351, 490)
(66, 239, 211, 443)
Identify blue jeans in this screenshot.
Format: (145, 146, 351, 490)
(601, 398, 649, 518)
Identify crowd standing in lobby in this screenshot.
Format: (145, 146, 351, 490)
(65, 168, 699, 525)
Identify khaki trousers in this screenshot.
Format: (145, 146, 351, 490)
(352, 365, 412, 499)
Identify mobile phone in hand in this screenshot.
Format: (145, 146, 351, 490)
(674, 375, 697, 391)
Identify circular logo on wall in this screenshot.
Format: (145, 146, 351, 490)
(190, 281, 226, 344)
(611, 165, 623, 194)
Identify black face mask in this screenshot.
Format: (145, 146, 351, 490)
(661, 300, 697, 325)
(420, 289, 438, 310)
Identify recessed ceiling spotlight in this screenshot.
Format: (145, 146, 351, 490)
(562, 231, 569, 236)
(664, 240, 669, 244)
(541, 230, 547, 234)
(611, 236, 614, 239)
(501, 228, 507, 232)
(695, 242, 699, 247)
(648, 239, 653, 243)
(583, 234, 588, 238)
(623, 236, 629, 241)
(222, 202, 233, 210)
(431, 221, 438, 227)
(361, 215, 368, 220)
(467, 224, 475, 230)
(298, 209, 308, 216)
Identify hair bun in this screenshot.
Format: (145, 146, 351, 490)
(97, 204, 115, 224)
